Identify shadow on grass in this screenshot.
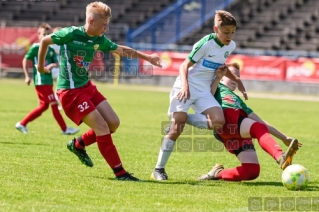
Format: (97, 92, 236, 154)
(90, 176, 218, 186)
(303, 185, 319, 191)
(243, 181, 283, 187)
(0, 141, 47, 146)
(108, 178, 217, 186)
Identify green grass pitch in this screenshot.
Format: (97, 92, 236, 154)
(0, 79, 318, 212)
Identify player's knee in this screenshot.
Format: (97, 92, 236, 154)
(94, 120, 110, 135)
(169, 122, 186, 136)
(41, 103, 49, 111)
(207, 117, 225, 131)
(108, 118, 120, 133)
(242, 163, 260, 180)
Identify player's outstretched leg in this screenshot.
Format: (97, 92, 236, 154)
(67, 138, 93, 167)
(197, 164, 224, 180)
(277, 139, 299, 170)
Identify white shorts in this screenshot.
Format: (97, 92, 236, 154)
(167, 87, 220, 115)
(51, 68, 60, 80)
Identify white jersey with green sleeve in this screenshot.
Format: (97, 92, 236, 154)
(51, 26, 118, 89)
(173, 33, 236, 92)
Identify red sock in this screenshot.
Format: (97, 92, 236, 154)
(75, 129, 96, 149)
(51, 104, 67, 132)
(20, 103, 49, 126)
(96, 134, 126, 176)
(217, 163, 260, 181)
(249, 122, 283, 161)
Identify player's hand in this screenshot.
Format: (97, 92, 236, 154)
(237, 80, 248, 100)
(176, 86, 190, 103)
(36, 65, 50, 74)
(148, 53, 162, 68)
(215, 65, 228, 79)
(45, 63, 56, 71)
(283, 137, 302, 148)
(25, 77, 31, 85)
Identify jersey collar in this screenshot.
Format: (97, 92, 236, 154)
(212, 33, 224, 48)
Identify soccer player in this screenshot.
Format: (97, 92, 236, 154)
(151, 10, 247, 180)
(197, 63, 301, 181)
(15, 23, 79, 135)
(37, 2, 162, 181)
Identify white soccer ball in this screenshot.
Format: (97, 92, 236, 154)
(282, 164, 310, 190)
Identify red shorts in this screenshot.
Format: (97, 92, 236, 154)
(216, 108, 255, 155)
(217, 108, 248, 140)
(222, 138, 254, 155)
(35, 85, 56, 104)
(56, 81, 106, 125)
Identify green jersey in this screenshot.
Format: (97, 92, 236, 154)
(25, 43, 57, 86)
(51, 26, 118, 89)
(214, 83, 253, 115)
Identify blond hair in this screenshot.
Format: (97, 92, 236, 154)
(214, 10, 236, 27)
(228, 63, 240, 77)
(86, 1, 112, 20)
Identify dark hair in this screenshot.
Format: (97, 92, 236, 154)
(214, 10, 237, 27)
(38, 22, 51, 31)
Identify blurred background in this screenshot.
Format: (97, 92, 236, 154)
(1, 0, 319, 94)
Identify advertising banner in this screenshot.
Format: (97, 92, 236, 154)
(0, 27, 38, 67)
(285, 58, 319, 82)
(226, 55, 286, 80)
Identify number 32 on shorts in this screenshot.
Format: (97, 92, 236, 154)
(78, 101, 89, 112)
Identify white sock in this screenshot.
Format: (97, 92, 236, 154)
(186, 113, 208, 129)
(155, 137, 175, 169)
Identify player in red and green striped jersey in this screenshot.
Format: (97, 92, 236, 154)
(37, 2, 162, 181)
(197, 63, 302, 181)
(15, 23, 79, 135)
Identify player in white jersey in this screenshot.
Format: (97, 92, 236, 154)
(50, 27, 62, 110)
(151, 10, 247, 180)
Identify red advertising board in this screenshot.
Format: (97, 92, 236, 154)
(140, 51, 319, 83)
(226, 55, 286, 80)
(285, 58, 319, 82)
(0, 27, 105, 70)
(140, 51, 188, 76)
(0, 27, 38, 68)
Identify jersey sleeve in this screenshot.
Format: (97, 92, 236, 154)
(101, 36, 118, 52)
(213, 85, 223, 106)
(238, 97, 253, 115)
(24, 45, 36, 60)
(51, 27, 73, 45)
(187, 36, 208, 63)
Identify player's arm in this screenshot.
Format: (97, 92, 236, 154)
(37, 35, 54, 74)
(111, 45, 162, 67)
(22, 57, 31, 85)
(177, 58, 194, 103)
(210, 65, 228, 95)
(224, 65, 248, 100)
(248, 112, 302, 147)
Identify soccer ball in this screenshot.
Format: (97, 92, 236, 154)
(282, 164, 310, 190)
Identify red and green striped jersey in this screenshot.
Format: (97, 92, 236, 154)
(214, 83, 253, 115)
(25, 43, 57, 86)
(51, 26, 118, 89)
